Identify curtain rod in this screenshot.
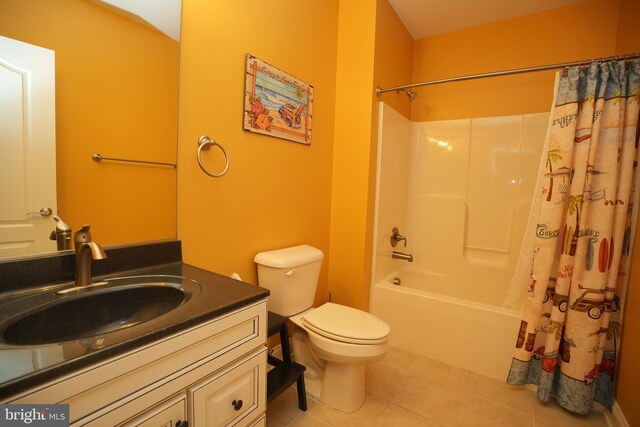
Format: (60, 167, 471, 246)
(375, 52, 640, 97)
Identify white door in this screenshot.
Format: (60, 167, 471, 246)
(0, 35, 57, 258)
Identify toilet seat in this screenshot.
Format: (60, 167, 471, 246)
(301, 303, 390, 345)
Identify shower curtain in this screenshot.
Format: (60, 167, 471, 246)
(506, 58, 640, 414)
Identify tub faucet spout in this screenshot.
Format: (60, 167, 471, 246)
(392, 251, 413, 262)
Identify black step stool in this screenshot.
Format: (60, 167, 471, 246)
(267, 311, 307, 411)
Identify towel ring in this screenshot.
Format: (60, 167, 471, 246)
(197, 135, 229, 178)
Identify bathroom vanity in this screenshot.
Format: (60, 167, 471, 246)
(0, 241, 269, 426)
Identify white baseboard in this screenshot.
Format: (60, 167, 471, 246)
(607, 400, 630, 427)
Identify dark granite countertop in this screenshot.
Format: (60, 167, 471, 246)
(0, 241, 269, 401)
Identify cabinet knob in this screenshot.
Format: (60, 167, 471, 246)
(175, 421, 188, 427)
(232, 399, 243, 411)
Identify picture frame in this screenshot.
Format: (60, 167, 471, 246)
(243, 54, 313, 145)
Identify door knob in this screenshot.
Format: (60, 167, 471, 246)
(26, 207, 53, 217)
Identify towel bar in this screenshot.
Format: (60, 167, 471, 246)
(92, 153, 176, 168)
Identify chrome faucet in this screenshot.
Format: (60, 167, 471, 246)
(390, 227, 407, 247)
(392, 251, 413, 262)
(74, 224, 106, 286)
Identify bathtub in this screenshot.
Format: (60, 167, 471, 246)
(370, 269, 523, 381)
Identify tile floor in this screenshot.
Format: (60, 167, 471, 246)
(266, 346, 611, 427)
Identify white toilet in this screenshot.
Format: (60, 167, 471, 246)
(254, 244, 390, 412)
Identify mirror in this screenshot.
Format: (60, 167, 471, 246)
(0, 0, 180, 260)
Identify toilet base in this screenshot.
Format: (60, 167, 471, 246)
(320, 361, 366, 412)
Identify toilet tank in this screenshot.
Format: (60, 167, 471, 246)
(254, 245, 324, 317)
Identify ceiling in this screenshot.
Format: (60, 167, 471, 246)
(94, 0, 181, 41)
(93, 0, 593, 44)
(388, 0, 590, 40)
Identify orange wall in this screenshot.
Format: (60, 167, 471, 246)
(177, 0, 411, 310)
(328, 0, 377, 309)
(327, 0, 413, 310)
(613, 0, 640, 424)
(0, 0, 179, 246)
(373, 0, 413, 120)
(177, 0, 338, 295)
(410, 0, 620, 121)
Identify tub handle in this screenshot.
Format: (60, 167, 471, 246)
(391, 227, 407, 247)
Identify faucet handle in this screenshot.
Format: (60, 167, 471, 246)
(53, 216, 72, 231)
(74, 224, 95, 249)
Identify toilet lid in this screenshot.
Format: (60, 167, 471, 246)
(302, 303, 390, 344)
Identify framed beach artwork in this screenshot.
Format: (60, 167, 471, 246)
(243, 54, 313, 145)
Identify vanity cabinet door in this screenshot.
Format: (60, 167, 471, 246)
(189, 348, 266, 427)
(120, 394, 186, 427)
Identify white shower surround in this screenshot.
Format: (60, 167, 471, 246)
(370, 102, 549, 380)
